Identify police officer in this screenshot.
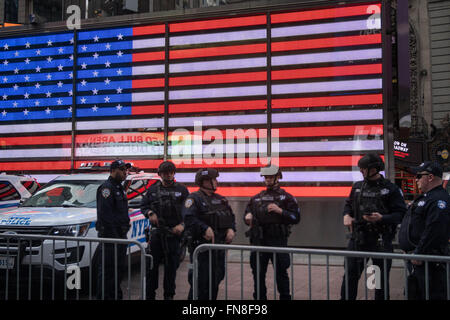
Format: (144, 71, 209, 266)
(140, 161, 189, 300)
(244, 165, 300, 300)
(340, 153, 407, 300)
(182, 168, 236, 300)
(399, 161, 450, 300)
(96, 159, 131, 300)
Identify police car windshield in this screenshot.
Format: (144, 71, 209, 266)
(21, 180, 103, 208)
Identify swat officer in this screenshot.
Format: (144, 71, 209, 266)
(244, 165, 300, 300)
(96, 159, 131, 300)
(340, 153, 407, 300)
(399, 161, 450, 300)
(140, 161, 189, 300)
(182, 168, 236, 300)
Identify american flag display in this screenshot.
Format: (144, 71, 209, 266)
(74, 25, 165, 162)
(0, 1, 386, 197)
(0, 32, 74, 173)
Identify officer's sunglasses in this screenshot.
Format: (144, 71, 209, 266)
(415, 172, 431, 179)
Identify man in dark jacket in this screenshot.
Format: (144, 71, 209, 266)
(96, 159, 131, 300)
(140, 161, 189, 300)
(244, 165, 300, 300)
(182, 168, 236, 300)
(399, 161, 450, 300)
(340, 153, 407, 300)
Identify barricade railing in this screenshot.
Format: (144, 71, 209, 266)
(0, 233, 152, 300)
(192, 244, 450, 300)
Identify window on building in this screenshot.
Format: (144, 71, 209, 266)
(4, 0, 19, 23)
(33, 0, 63, 23)
(122, 0, 139, 14)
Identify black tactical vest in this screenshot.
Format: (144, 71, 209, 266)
(253, 190, 286, 225)
(154, 184, 183, 228)
(197, 192, 234, 232)
(353, 181, 392, 234)
(354, 182, 389, 219)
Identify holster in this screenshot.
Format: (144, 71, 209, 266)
(352, 222, 387, 250)
(245, 225, 263, 245)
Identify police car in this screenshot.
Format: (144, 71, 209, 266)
(0, 173, 40, 209)
(0, 165, 159, 277)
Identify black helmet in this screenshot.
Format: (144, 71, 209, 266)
(157, 161, 176, 175)
(195, 168, 219, 186)
(357, 153, 385, 172)
(260, 165, 282, 179)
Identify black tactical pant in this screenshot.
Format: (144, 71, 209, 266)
(340, 237, 393, 300)
(146, 230, 181, 300)
(250, 237, 291, 300)
(96, 231, 128, 300)
(410, 262, 447, 300)
(187, 246, 226, 300)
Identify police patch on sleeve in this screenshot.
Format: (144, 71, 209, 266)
(102, 188, 111, 199)
(437, 200, 447, 209)
(185, 198, 193, 208)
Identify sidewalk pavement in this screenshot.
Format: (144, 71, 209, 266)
(143, 249, 409, 300)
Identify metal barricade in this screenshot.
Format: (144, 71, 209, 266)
(0, 233, 153, 300)
(192, 244, 450, 300)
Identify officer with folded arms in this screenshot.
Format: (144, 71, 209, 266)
(244, 165, 300, 300)
(340, 153, 406, 300)
(182, 168, 236, 300)
(140, 161, 189, 300)
(96, 159, 131, 300)
(399, 161, 450, 300)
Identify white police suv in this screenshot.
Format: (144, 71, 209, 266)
(0, 168, 158, 276)
(0, 174, 40, 210)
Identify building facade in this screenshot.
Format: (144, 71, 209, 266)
(0, 0, 447, 247)
(394, 0, 449, 200)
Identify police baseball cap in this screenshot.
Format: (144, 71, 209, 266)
(110, 159, 132, 170)
(411, 161, 443, 178)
